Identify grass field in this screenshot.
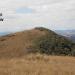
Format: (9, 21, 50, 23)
(0, 53, 75, 75)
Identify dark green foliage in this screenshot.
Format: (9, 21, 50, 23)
(35, 27, 50, 31)
(33, 27, 75, 56)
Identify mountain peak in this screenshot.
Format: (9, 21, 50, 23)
(0, 27, 75, 58)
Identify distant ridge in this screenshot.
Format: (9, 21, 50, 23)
(0, 27, 75, 58)
(0, 32, 10, 36)
(55, 30, 75, 42)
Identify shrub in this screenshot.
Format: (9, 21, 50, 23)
(33, 33, 74, 56)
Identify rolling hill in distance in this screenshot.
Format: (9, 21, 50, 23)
(0, 29, 75, 42)
(55, 30, 75, 42)
(0, 27, 75, 58)
(0, 27, 75, 75)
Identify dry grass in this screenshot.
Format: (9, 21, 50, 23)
(0, 28, 75, 75)
(0, 53, 75, 75)
(0, 29, 46, 57)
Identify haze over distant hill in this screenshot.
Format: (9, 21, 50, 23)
(0, 27, 75, 58)
(55, 30, 75, 42)
(0, 32, 10, 36)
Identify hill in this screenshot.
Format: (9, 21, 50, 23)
(55, 30, 75, 42)
(0, 27, 75, 58)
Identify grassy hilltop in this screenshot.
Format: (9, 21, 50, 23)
(0, 27, 75, 75)
(0, 27, 75, 58)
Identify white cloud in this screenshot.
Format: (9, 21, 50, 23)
(0, 0, 75, 33)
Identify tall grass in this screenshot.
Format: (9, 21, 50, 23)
(0, 53, 75, 75)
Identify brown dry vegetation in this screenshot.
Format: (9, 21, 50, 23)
(0, 27, 75, 58)
(0, 53, 75, 75)
(0, 28, 46, 58)
(0, 27, 75, 75)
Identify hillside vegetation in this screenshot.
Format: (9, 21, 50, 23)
(0, 27, 75, 75)
(0, 54, 75, 75)
(33, 27, 75, 56)
(0, 27, 75, 58)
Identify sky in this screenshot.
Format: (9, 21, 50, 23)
(0, 0, 75, 33)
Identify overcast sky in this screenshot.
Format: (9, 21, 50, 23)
(0, 0, 75, 32)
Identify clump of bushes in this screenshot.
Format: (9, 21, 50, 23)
(33, 31, 75, 56)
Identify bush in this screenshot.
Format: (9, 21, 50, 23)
(33, 34, 74, 56)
